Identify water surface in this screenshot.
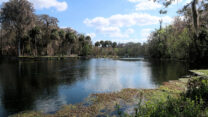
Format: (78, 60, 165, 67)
(0, 58, 198, 116)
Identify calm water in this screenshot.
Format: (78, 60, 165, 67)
(0, 58, 202, 116)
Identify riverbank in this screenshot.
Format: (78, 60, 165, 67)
(0, 55, 120, 60)
(11, 70, 208, 117)
(0, 55, 80, 60)
(18, 55, 80, 59)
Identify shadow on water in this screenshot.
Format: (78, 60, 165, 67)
(147, 60, 189, 85)
(0, 58, 207, 117)
(0, 58, 89, 116)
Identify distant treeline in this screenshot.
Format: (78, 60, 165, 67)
(92, 41, 144, 57)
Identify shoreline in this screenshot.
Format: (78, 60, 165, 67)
(10, 70, 205, 117)
(0, 55, 120, 60)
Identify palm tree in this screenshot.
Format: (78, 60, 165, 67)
(65, 32, 76, 55)
(29, 27, 41, 56)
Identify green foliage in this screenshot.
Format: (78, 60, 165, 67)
(131, 76, 208, 117)
(51, 29, 59, 40)
(93, 41, 144, 57)
(58, 30, 65, 39)
(172, 28, 191, 59)
(95, 42, 100, 47)
(186, 77, 208, 107)
(146, 18, 208, 62)
(65, 32, 76, 43)
(144, 1, 208, 62)
(112, 42, 117, 48)
(81, 43, 91, 56)
(149, 97, 202, 117)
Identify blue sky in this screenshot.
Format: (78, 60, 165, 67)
(0, 0, 192, 43)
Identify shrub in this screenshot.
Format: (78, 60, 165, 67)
(131, 77, 208, 117)
(186, 77, 208, 108)
(149, 96, 202, 117)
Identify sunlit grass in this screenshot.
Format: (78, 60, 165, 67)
(191, 70, 208, 76)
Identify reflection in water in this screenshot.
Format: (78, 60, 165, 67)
(0, 58, 202, 117)
(84, 59, 155, 92)
(148, 60, 189, 84)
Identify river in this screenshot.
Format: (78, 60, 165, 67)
(0, 58, 205, 116)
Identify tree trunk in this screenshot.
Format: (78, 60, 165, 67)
(16, 29, 22, 57)
(192, 0, 199, 36)
(35, 37, 37, 56)
(0, 29, 2, 56)
(192, 0, 201, 60)
(18, 36, 21, 57)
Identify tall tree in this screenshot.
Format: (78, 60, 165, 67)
(37, 14, 58, 46)
(155, 0, 200, 36)
(64, 31, 76, 55)
(29, 26, 41, 56)
(0, 0, 35, 56)
(0, 23, 2, 55)
(95, 42, 100, 47)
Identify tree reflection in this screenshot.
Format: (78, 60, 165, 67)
(148, 60, 189, 85)
(0, 58, 89, 116)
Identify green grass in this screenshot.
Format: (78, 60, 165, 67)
(191, 70, 208, 77)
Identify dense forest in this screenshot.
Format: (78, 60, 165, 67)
(145, 0, 208, 62)
(1, 0, 208, 63)
(0, 0, 93, 57)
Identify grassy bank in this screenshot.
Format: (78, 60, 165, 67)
(11, 70, 208, 117)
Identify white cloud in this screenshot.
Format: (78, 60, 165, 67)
(110, 38, 142, 43)
(135, 1, 162, 11)
(96, 27, 120, 34)
(0, 0, 68, 11)
(86, 33, 96, 39)
(84, 17, 109, 27)
(128, 0, 184, 11)
(161, 16, 174, 24)
(84, 13, 173, 28)
(84, 13, 172, 39)
(96, 27, 132, 38)
(140, 28, 154, 43)
(141, 28, 153, 38)
(128, 0, 162, 11)
(29, 0, 68, 11)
